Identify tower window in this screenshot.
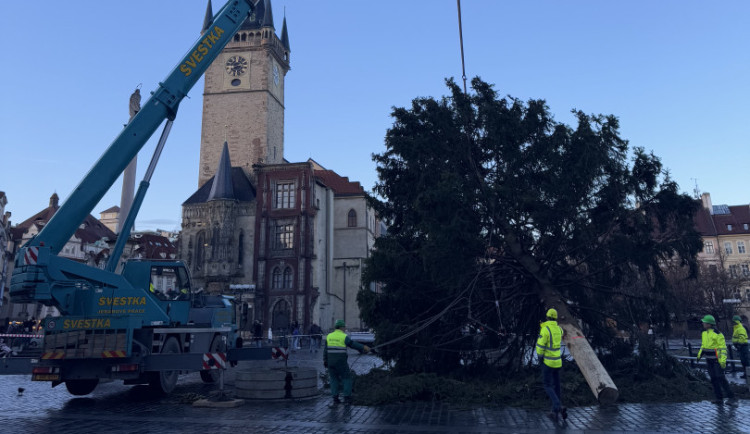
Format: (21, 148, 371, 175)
(272, 267, 282, 289)
(275, 182, 295, 208)
(348, 209, 357, 227)
(231, 79, 241, 86)
(274, 224, 294, 250)
(283, 267, 293, 289)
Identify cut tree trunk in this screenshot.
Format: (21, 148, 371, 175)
(501, 226, 619, 404)
(542, 291, 619, 405)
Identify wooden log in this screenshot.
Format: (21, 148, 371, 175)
(500, 228, 619, 404)
(543, 293, 619, 405)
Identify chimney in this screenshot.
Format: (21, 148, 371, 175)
(701, 192, 713, 214)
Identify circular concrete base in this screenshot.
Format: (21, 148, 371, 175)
(235, 367, 319, 400)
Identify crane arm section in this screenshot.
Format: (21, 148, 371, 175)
(31, 0, 255, 254)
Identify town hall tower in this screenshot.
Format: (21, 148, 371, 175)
(198, 0, 291, 187)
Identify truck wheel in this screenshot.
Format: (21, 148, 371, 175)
(199, 335, 225, 383)
(65, 379, 99, 396)
(149, 337, 180, 394)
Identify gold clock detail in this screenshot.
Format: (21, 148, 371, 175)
(225, 56, 248, 77)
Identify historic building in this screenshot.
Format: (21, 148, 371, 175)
(0, 192, 11, 313)
(180, 0, 377, 335)
(695, 192, 750, 304)
(99, 205, 120, 233)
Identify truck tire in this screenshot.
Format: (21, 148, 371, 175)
(149, 337, 180, 394)
(200, 335, 225, 383)
(65, 379, 99, 396)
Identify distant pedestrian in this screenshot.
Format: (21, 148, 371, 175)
(310, 323, 322, 353)
(292, 325, 301, 350)
(253, 321, 263, 348)
(697, 315, 737, 405)
(731, 315, 749, 378)
(647, 327, 654, 343)
(536, 308, 567, 423)
(267, 327, 273, 344)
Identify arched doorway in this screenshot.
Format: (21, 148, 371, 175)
(271, 299, 290, 333)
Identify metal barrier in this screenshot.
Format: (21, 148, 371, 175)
(662, 339, 744, 372)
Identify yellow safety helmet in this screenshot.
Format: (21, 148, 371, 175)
(546, 308, 558, 320)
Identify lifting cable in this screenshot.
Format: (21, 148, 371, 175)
(456, 0, 468, 93)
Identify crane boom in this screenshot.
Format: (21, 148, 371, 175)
(31, 0, 255, 254)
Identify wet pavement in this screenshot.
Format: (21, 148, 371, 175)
(1, 348, 749, 433)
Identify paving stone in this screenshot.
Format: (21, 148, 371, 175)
(2, 350, 750, 433)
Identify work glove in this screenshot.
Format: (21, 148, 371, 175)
(363, 345, 371, 354)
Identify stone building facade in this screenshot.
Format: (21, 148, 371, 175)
(695, 192, 750, 305)
(180, 0, 378, 336)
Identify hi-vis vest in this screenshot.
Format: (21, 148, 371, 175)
(536, 320, 563, 368)
(698, 328, 728, 365)
(733, 323, 748, 345)
(326, 329, 348, 355)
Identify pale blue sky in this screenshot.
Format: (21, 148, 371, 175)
(2, 1, 749, 232)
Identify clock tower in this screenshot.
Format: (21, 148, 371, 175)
(198, 0, 291, 187)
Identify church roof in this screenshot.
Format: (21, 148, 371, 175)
(695, 203, 750, 237)
(10, 193, 116, 244)
(183, 168, 256, 205)
(315, 170, 366, 197)
(207, 142, 235, 201)
(129, 232, 178, 260)
(241, 0, 274, 30)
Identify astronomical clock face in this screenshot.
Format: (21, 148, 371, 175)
(225, 56, 248, 77)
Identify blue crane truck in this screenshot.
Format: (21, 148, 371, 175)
(4, 0, 266, 396)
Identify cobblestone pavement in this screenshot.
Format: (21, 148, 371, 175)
(1, 348, 749, 433)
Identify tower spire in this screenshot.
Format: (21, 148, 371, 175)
(280, 15, 290, 52)
(262, 0, 275, 29)
(201, 0, 213, 34)
(208, 142, 235, 201)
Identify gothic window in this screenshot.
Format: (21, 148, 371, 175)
(275, 181, 295, 209)
(195, 231, 206, 271)
(274, 223, 294, 250)
(347, 209, 357, 227)
(238, 231, 244, 265)
(211, 226, 220, 259)
(272, 267, 282, 289)
(283, 267, 293, 289)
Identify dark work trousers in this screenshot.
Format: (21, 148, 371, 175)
(705, 358, 734, 400)
(736, 343, 750, 369)
(541, 364, 562, 412)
